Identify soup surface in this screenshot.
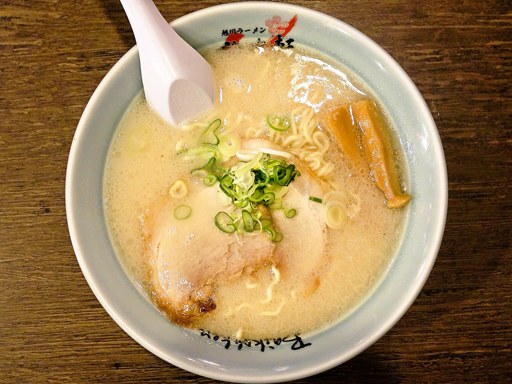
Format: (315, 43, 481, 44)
(104, 44, 409, 340)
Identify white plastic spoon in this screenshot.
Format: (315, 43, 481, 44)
(120, 0, 215, 126)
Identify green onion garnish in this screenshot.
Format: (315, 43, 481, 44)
(273, 231, 283, 243)
(267, 114, 290, 132)
(248, 188, 264, 202)
(254, 169, 270, 186)
(233, 199, 249, 208)
(174, 205, 192, 220)
(203, 174, 217, 186)
(210, 155, 301, 237)
(187, 143, 302, 239)
(275, 164, 297, 186)
(214, 211, 237, 233)
(219, 174, 235, 197)
(285, 208, 297, 218)
(242, 210, 255, 232)
(261, 192, 275, 204)
(202, 119, 222, 145)
(309, 196, 323, 204)
(265, 227, 283, 243)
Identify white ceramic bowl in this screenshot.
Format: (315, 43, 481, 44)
(66, 2, 447, 382)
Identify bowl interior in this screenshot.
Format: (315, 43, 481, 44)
(66, 2, 447, 383)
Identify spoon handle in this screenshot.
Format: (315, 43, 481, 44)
(120, 0, 185, 53)
(120, 0, 214, 125)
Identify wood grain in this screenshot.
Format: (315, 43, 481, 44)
(1, 0, 510, 383)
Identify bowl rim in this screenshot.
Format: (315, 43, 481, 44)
(66, 2, 448, 382)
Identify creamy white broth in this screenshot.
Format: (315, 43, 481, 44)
(104, 44, 407, 339)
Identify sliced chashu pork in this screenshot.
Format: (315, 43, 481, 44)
(272, 164, 330, 297)
(145, 186, 274, 324)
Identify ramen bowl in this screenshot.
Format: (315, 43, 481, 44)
(66, 2, 447, 382)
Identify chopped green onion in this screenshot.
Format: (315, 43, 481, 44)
(261, 192, 275, 204)
(242, 210, 255, 232)
(248, 188, 264, 202)
(285, 208, 297, 218)
(265, 227, 283, 243)
(267, 114, 290, 132)
(208, 118, 222, 131)
(309, 196, 323, 204)
(219, 174, 235, 197)
(186, 148, 304, 241)
(174, 205, 192, 220)
(254, 169, 270, 186)
(265, 158, 282, 168)
(233, 199, 249, 208)
(202, 119, 222, 145)
(214, 211, 237, 233)
(275, 164, 297, 186)
(249, 189, 275, 204)
(203, 174, 217, 186)
(274, 165, 286, 185)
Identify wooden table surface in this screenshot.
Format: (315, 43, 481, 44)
(1, 0, 511, 383)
